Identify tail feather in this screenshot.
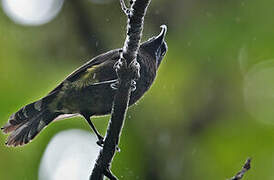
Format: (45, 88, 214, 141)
(2, 94, 60, 147)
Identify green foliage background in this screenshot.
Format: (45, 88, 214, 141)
(1, 0, 274, 179)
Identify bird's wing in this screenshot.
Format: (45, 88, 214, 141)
(66, 49, 120, 82)
(49, 49, 120, 94)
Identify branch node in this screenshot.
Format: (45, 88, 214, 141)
(120, 0, 131, 16)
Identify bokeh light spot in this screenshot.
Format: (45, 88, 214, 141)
(244, 60, 274, 124)
(39, 129, 100, 180)
(1, 0, 64, 26)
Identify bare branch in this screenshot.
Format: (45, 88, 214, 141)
(120, 0, 129, 15)
(229, 158, 251, 180)
(89, 0, 151, 179)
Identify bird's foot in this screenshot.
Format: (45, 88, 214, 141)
(128, 60, 140, 91)
(96, 136, 121, 152)
(96, 135, 105, 147)
(110, 80, 119, 90)
(112, 54, 140, 91)
(130, 80, 137, 91)
(113, 57, 127, 78)
(111, 78, 137, 92)
(114, 52, 140, 80)
(128, 59, 140, 80)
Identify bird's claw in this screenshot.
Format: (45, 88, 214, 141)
(110, 80, 119, 90)
(130, 80, 136, 91)
(96, 136, 104, 147)
(114, 56, 126, 71)
(113, 53, 140, 91)
(96, 136, 121, 152)
(111, 76, 138, 92)
(129, 60, 140, 80)
(114, 58, 128, 79)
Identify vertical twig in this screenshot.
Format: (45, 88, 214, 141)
(90, 0, 151, 179)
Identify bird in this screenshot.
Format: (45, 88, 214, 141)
(1, 25, 168, 147)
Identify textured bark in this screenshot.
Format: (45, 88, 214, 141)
(90, 0, 151, 179)
(229, 158, 251, 180)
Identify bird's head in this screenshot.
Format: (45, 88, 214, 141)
(140, 25, 168, 68)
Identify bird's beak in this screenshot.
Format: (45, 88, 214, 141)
(140, 25, 168, 58)
(154, 25, 167, 46)
(142, 25, 167, 54)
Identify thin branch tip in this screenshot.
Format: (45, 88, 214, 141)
(243, 158, 251, 170)
(120, 0, 130, 15)
(229, 158, 252, 180)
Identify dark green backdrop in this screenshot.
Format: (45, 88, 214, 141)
(1, 0, 274, 179)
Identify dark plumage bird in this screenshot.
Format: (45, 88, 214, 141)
(1, 25, 168, 147)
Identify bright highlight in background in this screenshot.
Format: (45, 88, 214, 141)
(39, 129, 100, 180)
(1, 0, 64, 26)
(244, 60, 274, 124)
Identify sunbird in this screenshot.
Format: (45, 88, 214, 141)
(2, 25, 168, 147)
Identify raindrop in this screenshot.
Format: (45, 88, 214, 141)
(235, 17, 241, 23)
(187, 41, 192, 47)
(206, 12, 213, 18)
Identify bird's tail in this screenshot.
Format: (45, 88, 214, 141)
(1, 93, 60, 147)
